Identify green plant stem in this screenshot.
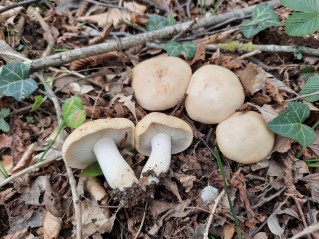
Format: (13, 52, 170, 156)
(312, 120, 319, 129)
(0, 161, 9, 178)
(39, 120, 66, 161)
(214, 147, 243, 239)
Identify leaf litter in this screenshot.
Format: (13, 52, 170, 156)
(0, 0, 319, 238)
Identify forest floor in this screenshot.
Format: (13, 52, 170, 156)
(0, 0, 319, 238)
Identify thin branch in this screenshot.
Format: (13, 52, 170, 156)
(206, 42, 319, 57)
(0, 156, 61, 188)
(41, 75, 82, 239)
(290, 223, 319, 239)
(203, 169, 242, 239)
(0, 0, 279, 72)
(0, 0, 41, 14)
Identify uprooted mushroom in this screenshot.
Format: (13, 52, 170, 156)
(135, 112, 193, 184)
(62, 118, 138, 191)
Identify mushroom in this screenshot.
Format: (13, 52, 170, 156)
(185, 64, 245, 124)
(62, 118, 138, 190)
(135, 112, 193, 183)
(132, 56, 192, 111)
(216, 111, 275, 164)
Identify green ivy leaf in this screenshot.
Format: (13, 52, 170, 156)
(240, 4, 282, 38)
(146, 15, 176, 31)
(299, 74, 319, 102)
(0, 118, 10, 133)
(0, 62, 38, 101)
(268, 102, 316, 147)
(77, 162, 103, 177)
(0, 108, 10, 118)
(146, 15, 167, 31)
(31, 95, 44, 111)
(165, 16, 176, 26)
(165, 41, 197, 59)
(62, 96, 86, 128)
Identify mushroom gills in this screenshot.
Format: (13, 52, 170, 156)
(93, 138, 138, 190)
(141, 133, 172, 184)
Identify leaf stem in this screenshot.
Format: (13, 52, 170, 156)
(0, 161, 9, 178)
(214, 147, 242, 239)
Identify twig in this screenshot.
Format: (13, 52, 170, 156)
(0, 156, 61, 188)
(251, 186, 286, 210)
(286, 91, 319, 102)
(0, 0, 41, 14)
(0, 0, 280, 72)
(203, 169, 242, 239)
(290, 223, 319, 239)
(206, 42, 319, 57)
(133, 202, 148, 239)
(41, 75, 82, 239)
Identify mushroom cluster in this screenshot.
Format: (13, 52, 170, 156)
(62, 56, 275, 194)
(182, 64, 274, 164)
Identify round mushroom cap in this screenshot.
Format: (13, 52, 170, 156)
(185, 64, 245, 124)
(216, 111, 275, 164)
(62, 118, 135, 169)
(135, 112, 193, 156)
(132, 56, 192, 111)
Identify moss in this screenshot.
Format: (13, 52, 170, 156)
(217, 41, 257, 52)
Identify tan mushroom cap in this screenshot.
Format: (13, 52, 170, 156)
(62, 118, 135, 169)
(185, 64, 245, 124)
(132, 56, 192, 111)
(135, 112, 193, 156)
(216, 111, 275, 164)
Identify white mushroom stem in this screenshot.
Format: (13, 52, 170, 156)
(93, 138, 138, 190)
(141, 133, 172, 183)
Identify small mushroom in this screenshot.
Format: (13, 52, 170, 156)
(216, 111, 275, 164)
(132, 56, 192, 111)
(62, 118, 138, 190)
(135, 112, 193, 183)
(185, 64, 245, 124)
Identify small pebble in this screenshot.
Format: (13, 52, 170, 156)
(201, 185, 219, 204)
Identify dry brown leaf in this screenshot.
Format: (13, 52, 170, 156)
(43, 211, 62, 239)
(163, 178, 182, 201)
(0, 5, 23, 22)
(149, 200, 175, 218)
(302, 174, 319, 203)
(20, 176, 46, 206)
(78, 8, 131, 28)
(2, 155, 13, 175)
(236, 63, 266, 95)
(110, 94, 137, 121)
(223, 224, 235, 239)
(78, 200, 115, 238)
(3, 227, 29, 239)
(44, 176, 63, 217)
(148, 200, 191, 235)
(123, 1, 147, 13)
(69, 82, 94, 94)
(11, 143, 37, 174)
(0, 134, 12, 149)
(174, 173, 196, 192)
(253, 232, 268, 239)
(272, 135, 293, 154)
